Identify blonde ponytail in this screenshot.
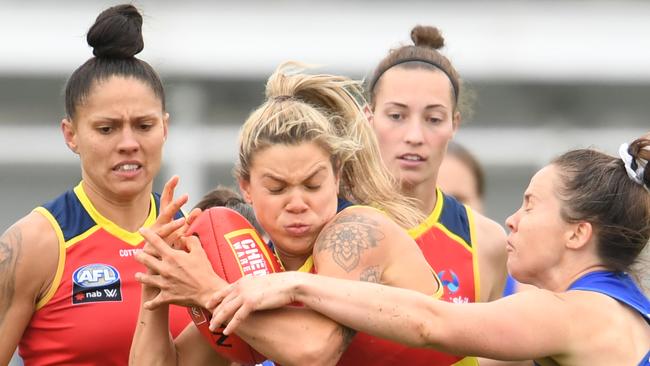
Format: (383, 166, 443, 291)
(236, 62, 423, 228)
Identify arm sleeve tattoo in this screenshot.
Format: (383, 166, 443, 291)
(0, 226, 22, 327)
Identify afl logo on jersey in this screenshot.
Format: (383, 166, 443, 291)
(438, 270, 460, 293)
(73, 264, 120, 288)
(72, 264, 122, 304)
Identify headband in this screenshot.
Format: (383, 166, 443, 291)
(369, 57, 459, 103)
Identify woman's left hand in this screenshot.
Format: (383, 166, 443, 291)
(135, 227, 227, 309)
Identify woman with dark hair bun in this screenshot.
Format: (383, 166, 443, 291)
(0, 4, 189, 365)
(211, 136, 650, 366)
(337, 25, 508, 366)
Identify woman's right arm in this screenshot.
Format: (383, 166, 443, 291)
(0, 213, 59, 364)
(213, 272, 584, 361)
(130, 177, 232, 366)
(129, 280, 232, 366)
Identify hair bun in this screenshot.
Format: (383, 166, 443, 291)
(87, 4, 144, 59)
(410, 25, 445, 50)
(628, 137, 650, 188)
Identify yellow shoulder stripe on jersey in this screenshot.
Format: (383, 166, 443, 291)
(32, 207, 67, 310)
(64, 225, 102, 249)
(465, 205, 481, 302)
(407, 188, 444, 238)
(297, 255, 314, 273)
(451, 356, 479, 365)
(74, 182, 156, 246)
(433, 222, 474, 253)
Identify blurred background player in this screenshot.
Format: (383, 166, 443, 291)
(334, 24, 507, 366)
(438, 141, 485, 213)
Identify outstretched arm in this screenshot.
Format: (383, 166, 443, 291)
(214, 271, 589, 361)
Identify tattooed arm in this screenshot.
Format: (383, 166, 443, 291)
(0, 213, 59, 364)
(313, 207, 438, 296)
(208, 207, 439, 354)
(229, 207, 439, 363)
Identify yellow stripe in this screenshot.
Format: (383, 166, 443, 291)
(65, 225, 101, 249)
(74, 182, 155, 246)
(407, 188, 444, 238)
(451, 356, 479, 365)
(32, 207, 67, 310)
(432, 222, 473, 253)
(297, 256, 314, 273)
(465, 205, 481, 302)
(431, 268, 444, 299)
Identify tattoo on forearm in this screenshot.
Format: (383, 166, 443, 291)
(0, 226, 22, 327)
(315, 214, 385, 272)
(359, 265, 381, 283)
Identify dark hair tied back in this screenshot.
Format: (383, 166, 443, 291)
(411, 25, 445, 50)
(369, 24, 461, 111)
(64, 4, 165, 119)
(87, 4, 144, 58)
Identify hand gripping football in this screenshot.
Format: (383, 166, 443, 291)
(185, 207, 283, 365)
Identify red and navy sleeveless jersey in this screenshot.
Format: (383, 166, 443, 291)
(19, 182, 192, 365)
(337, 189, 479, 366)
(409, 188, 479, 304)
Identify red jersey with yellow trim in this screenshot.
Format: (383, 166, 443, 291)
(409, 188, 479, 304)
(334, 192, 479, 366)
(18, 182, 192, 366)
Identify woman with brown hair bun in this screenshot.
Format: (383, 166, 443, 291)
(342, 25, 507, 366)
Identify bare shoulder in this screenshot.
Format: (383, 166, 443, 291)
(473, 212, 507, 253)
(471, 211, 508, 301)
(1, 212, 60, 300)
(553, 290, 648, 361)
(313, 205, 438, 297)
(561, 289, 646, 329)
(326, 205, 398, 228)
(333, 206, 407, 235)
(0, 212, 59, 357)
(313, 206, 402, 276)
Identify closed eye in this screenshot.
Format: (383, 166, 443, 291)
(268, 186, 285, 194)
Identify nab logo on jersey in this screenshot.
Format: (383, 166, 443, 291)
(72, 263, 122, 304)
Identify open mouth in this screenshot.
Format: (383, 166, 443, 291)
(398, 153, 425, 162)
(113, 163, 142, 172)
